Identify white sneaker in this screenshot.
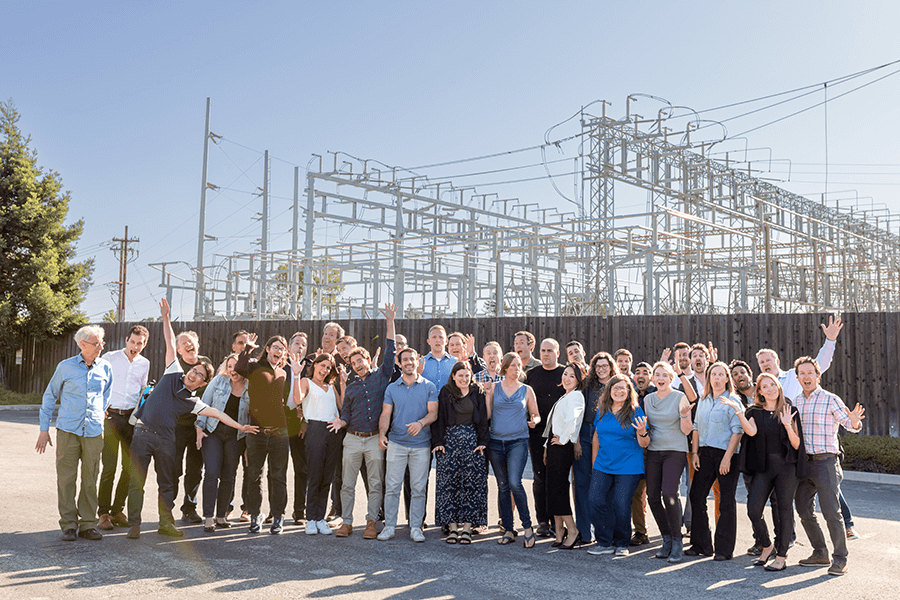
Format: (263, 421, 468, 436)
(305, 521, 318, 535)
(615, 547, 629, 557)
(317, 520, 332, 535)
(587, 545, 615, 555)
(410, 527, 425, 542)
(377, 526, 395, 541)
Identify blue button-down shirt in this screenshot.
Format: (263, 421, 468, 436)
(341, 339, 396, 433)
(420, 352, 456, 389)
(40, 354, 114, 437)
(693, 392, 744, 451)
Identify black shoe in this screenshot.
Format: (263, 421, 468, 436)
(215, 520, 232, 529)
(264, 515, 273, 524)
(203, 525, 216, 533)
(249, 515, 261, 534)
(292, 511, 304, 526)
(561, 532, 582, 550)
(61, 528, 77, 542)
(684, 546, 713, 557)
(158, 524, 184, 537)
(78, 528, 103, 541)
(713, 554, 732, 561)
(181, 511, 202, 524)
(747, 543, 763, 556)
(629, 533, 649, 546)
(271, 517, 284, 535)
(827, 561, 848, 576)
(535, 523, 552, 538)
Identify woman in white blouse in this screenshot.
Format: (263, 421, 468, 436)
(542, 362, 586, 549)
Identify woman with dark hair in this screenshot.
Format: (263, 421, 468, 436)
(196, 353, 251, 532)
(433, 361, 490, 544)
(573, 352, 620, 542)
(722, 372, 803, 571)
(294, 352, 344, 535)
(687, 361, 744, 561)
(543, 362, 586, 549)
(486, 352, 540, 547)
(587, 374, 650, 556)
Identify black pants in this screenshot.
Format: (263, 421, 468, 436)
(747, 453, 797, 557)
(304, 421, 342, 521)
(689, 447, 740, 557)
(246, 429, 289, 518)
(289, 434, 307, 518)
(201, 427, 240, 519)
(545, 441, 575, 517)
(328, 429, 345, 516)
(127, 426, 177, 527)
(98, 410, 134, 515)
(236, 437, 249, 511)
(527, 431, 548, 524)
(174, 422, 203, 514)
(646, 450, 685, 539)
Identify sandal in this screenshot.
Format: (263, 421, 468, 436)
(523, 527, 535, 549)
(753, 546, 776, 566)
(458, 531, 472, 545)
(446, 531, 458, 544)
(765, 558, 787, 572)
(498, 531, 516, 545)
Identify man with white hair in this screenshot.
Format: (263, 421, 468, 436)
(36, 325, 114, 541)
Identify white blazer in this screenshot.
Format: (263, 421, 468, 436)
(542, 390, 585, 446)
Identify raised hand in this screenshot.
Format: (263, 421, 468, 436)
(720, 396, 743, 415)
(632, 415, 649, 434)
(289, 353, 304, 375)
(849, 403, 866, 428)
(370, 347, 381, 368)
(339, 364, 349, 386)
(708, 341, 718, 363)
(159, 298, 170, 319)
(821, 315, 844, 341)
(465, 334, 476, 358)
(246, 333, 259, 350)
(660, 347, 672, 364)
(379, 302, 397, 320)
(779, 406, 793, 427)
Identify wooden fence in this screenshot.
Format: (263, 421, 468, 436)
(4, 312, 898, 437)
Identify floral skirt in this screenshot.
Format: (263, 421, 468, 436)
(435, 425, 488, 526)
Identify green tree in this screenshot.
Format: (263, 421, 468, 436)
(101, 309, 117, 323)
(0, 99, 93, 357)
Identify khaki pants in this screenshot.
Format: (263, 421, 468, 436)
(340, 433, 384, 525)
(56, 429, 103, 532)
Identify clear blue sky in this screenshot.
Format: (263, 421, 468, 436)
(3, 0, 899, 322)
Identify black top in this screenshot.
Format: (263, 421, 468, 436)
(432, 386, 489, 448)
(741, 405, 806, 476)
(525, 365, 565, 425)
(176, 355, 214, 427)
(454, 395, 474, 425)
(224, 393, 241, 422)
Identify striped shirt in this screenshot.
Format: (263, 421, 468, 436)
(794, 386, 860, 455)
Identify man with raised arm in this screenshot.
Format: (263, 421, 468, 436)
(332, 303, 397, 539)
(756, 315, 843, 401)
(125, 299, 257, 539)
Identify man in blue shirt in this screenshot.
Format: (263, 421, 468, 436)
(378, 348, 438, 542)
(418, 325, 456, 388)
(36, 325, 114, 541)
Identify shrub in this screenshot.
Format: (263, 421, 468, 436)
(841, 435, 900, 475)
(0, 388, 41, 405)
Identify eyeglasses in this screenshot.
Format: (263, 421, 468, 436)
(85, 340, 105, 348)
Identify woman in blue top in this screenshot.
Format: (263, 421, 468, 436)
(587, 374, 650, 556)
(196, 353, 251, 532)
(687, 361, 745, 561)
(486, 352, 540, 547)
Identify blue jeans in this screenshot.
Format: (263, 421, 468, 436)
(488, 438, 531, 531)
(590, 470, 642, 548)
(201, 428, 239, 519)
(572, 438, 594, 539)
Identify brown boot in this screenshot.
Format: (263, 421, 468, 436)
(335, 523, 353, 537)
(363, 520, 378, 540)
(98, 514, 114, 531)
(110, 512, 130, 528)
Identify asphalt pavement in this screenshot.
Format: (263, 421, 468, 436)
(2, 411, 898, 600)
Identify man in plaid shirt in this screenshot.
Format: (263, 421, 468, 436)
(792, 356, 864, 577)
(474, 341, 503, 385)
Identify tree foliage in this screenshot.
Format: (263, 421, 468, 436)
(0, 99, 93, 356)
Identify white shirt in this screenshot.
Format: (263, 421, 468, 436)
(104, 349, 150, 410)
(543, 390, 585, 446)
(777, 339, 835, 401)
(302, 379, 339, 422)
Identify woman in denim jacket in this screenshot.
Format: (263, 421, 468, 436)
(196, 353, 251, 532)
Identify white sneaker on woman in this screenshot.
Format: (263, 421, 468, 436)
(305, 521, 318, 535)
(317, 520, 332, 535)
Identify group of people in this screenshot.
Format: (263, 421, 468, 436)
(37, 307, 864, 576)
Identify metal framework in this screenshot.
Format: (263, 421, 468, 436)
(150, 97, 900, 320)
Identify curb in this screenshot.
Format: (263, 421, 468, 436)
(842, 470, 900, 486)
(0, 404, 42, 411)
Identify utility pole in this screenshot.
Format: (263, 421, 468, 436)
(196, 97, 211, 319)
(111, 226, 139, 322)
